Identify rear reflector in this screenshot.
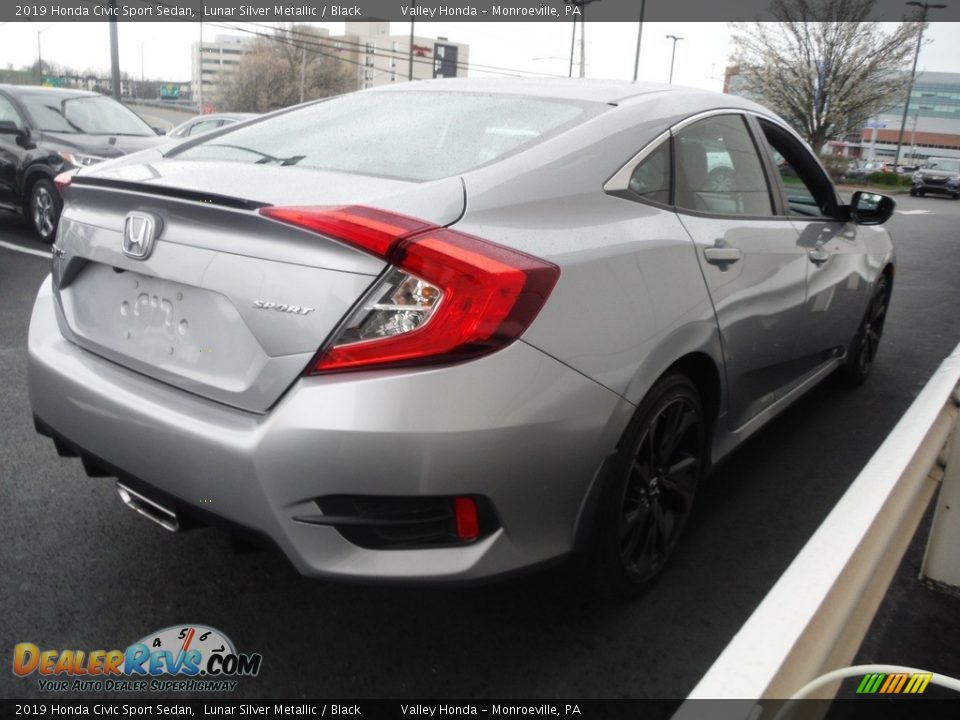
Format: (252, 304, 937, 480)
(260, 206, 560, 374)
(454, 497, 480, 540)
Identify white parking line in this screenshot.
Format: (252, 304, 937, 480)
(0, 239, 52, 259)
(898, 209, 931, 215)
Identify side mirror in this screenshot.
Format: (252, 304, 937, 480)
(0, 120, 32, 148)
(848, 190, 895, 226)
(0, 120, 26, 138)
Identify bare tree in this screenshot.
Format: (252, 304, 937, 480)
(730, 0, 923, 153)
(216, 25, 353, 113)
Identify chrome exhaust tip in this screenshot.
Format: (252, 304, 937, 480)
(117, 482, 181, 533)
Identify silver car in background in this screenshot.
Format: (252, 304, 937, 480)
(28, 79, 895, 596)
(166, 112, 259, 140)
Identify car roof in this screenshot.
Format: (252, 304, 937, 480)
(0, 84, 100, 99)
(369, 76, 764, 111)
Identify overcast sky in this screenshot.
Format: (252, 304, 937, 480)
(1, 21, 959, 91)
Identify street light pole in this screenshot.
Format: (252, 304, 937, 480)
(632, 0, 646, 82)
(37, 30, 43, 83)
(666, 34, 683, 84)
(893, 2, 945, 168)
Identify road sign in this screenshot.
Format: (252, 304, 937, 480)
(864, 121, 888, 129)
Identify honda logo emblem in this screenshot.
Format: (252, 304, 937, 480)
(122, 212, 161, 259)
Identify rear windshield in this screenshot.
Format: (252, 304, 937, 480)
(171, 91, 604, 181)
(18, 93, 156, 136)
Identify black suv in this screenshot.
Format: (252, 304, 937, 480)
(0, 85, 167, 242)
(910, 157, 960, 199)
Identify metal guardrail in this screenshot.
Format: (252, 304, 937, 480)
(123, 98, 197, 113)
(674, 341, 960, 712)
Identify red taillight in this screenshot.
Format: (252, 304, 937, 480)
(54, 169, 78, 195)
(454, 497, 480, 540)
(260, 205, 560, 374)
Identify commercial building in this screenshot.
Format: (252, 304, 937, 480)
(724, 67, 960, 163)
(330, 21, 469, 91)
(191, 33, 265, 108)
(858, 72, 960, 163)
(191, 23, 468, 108)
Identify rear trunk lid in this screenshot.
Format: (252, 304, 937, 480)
(52, 161, 465, 413)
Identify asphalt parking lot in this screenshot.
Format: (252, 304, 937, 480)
(2, 194, 960, 700)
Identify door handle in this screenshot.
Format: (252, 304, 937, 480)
(703, 247, 742, 266)
(808, 248, 831, 265)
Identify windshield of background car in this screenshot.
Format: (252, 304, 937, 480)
(171, 91, 604, 181)
(18, 92, 156, 136)
(924, 158, 960, 173)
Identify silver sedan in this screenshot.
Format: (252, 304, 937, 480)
(28, 79, 894, 596)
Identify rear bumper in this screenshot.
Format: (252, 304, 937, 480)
(28, 276, 632, 582)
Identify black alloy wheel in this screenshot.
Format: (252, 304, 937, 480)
(843, 274, 889, 386)
(592, 372, 705, 597)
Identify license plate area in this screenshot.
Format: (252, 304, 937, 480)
(59, 263, 266, 392)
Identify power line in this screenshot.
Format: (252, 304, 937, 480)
(209, 20, 567, 79)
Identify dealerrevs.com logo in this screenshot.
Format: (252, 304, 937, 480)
(13, 625, 262, 693)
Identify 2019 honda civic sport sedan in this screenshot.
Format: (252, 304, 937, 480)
(28, 78, 895, 596)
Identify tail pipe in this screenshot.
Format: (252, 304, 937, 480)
(116, 482, 181, 533)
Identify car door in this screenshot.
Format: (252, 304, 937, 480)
(0, 92, 26, 210)
(751, 116, 872, 385)
(673, 112, 810, 431)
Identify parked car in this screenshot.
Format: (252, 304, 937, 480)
(167, 112, 259, 140)
(843, 159, 892, 181)
(910, 157, 960, 198)
(0, 85, 168, 242)
(28, 79, 895, 596)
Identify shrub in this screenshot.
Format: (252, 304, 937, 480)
(867, 171, 900, 186)
(819, 154, 851, 182)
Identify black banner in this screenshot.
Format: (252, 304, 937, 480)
(4, 0, 960, 23)
(2, 699, 960, 720)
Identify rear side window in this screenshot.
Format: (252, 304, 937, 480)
(628, 140, 671, 205)
(674, 114, 772, 217)
(173, 91, 604, 182)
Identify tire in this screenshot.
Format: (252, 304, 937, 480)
(909, 187, 917, 197)
(952, 193, 959, 200)
(28, 177, 62, 244)
(588, 372, 706, 599)
(918, 189, 925, 197)
(842, 274, 890, 387)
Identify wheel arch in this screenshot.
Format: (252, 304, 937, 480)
(571, 348, 724, 554)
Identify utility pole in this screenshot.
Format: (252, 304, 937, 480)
(198, 21, 204, 112)
(108, 0, 121, 100)
(632, 0, 645, 82)
(300, 45, 306, 103)
(408, 0, 416, 82)
(893, 2, 946, 168)
(579, 10, 586, 78)
(37, 30, 43, 84)
(666, 34, 683, 84)
(564, 0, 600, 79)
